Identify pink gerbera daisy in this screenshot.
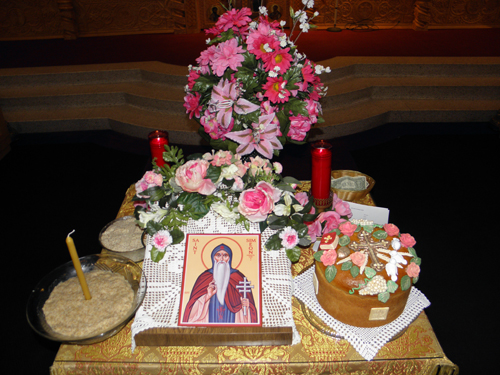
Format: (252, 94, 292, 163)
(262, 76, 290, 104)
(262, 47, 293, 73)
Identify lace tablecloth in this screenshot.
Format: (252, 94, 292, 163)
(293, 265, 431, 360)
(131, 208, 299, 351)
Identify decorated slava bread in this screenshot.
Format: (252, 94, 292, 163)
(314, 220, 421, 327)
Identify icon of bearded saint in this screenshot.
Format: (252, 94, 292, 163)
(183, 244, 257, 324)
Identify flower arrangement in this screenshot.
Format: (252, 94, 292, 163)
(134, 146, 352, 263)
(183, 1, 330, 159)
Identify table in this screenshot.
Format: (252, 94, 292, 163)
(50, 185, 458, 374)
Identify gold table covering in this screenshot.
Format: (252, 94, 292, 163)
(50, 185, 458, 375)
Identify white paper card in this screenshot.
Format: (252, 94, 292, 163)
(348, 202, 389, 224)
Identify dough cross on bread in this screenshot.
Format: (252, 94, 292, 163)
(348, 230, 389, 272)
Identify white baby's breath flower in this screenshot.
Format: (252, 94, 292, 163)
(268, 70, 278, 78)
(259, 6, 268, 16)
(206, 38, 211, 44)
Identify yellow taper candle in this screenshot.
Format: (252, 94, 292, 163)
(66, 230, 92, 300)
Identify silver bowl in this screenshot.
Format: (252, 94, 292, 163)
(26, 253, 147, 344)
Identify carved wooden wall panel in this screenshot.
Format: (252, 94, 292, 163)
(429, 0, 500, 27)
(0, 0, 63, 39)
(1, 0, 499, 41)
(72, 0, 175, 36)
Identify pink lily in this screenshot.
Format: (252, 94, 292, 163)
(225, 113, 283, 159)
(211, 79, 259, 128)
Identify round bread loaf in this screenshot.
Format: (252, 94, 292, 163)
(314, 221, 421, 327)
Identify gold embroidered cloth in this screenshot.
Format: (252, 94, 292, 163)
(51, 185, 458, 374)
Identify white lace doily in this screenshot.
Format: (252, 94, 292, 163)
(131, 208, 300, 350)
(293, 265, 430, 361)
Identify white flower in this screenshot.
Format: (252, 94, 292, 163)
(280, 20, 286, 27)
(300, 22, 310, 32)
(259, 6, 268, 16)
(302, 0, 315, 8)
(138, 207, 169, 227)
(212, 202, 239, 224)
(274, 203, 291, 216)
(279, 227, 300, 249)
(220, 164, 239, 180)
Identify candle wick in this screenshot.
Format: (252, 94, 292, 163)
(67, 229, 75, 237)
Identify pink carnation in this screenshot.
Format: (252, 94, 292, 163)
(406, 262, 420, 278)
(339, 221, 358, 237)
(210, 38, 245, 76)
(183, 92, 202, 119)
(400, 233, 416, 248)
(320, 250, 337, 267)
(384, 224, 400, 236)
(152, 230, 172, 251)
(287, 114, 311, 141)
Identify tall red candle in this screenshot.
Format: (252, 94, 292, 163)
(311, 140, 333, 210)
(148, 130, 169, 167)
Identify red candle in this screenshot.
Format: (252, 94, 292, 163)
(148, 130, 169, 167)
(311, 140, 333, 210)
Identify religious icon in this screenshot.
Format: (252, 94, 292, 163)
(179, 234, 262, 327)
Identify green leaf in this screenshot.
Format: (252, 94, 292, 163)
(411, 257, 421, 266)
(339, 236, 350, 246)
(150, 247, 166, 263)
(285, 247, 301, 263)
(408, 247, 418, 257)
(350, 265, 360, 278)
(206, 165, 221, 184)
(325, 265, 337, 282)
(142, 186, 165, 202)
(313, 250, 324, 262)
(364, 267, 376, 279)
(282, 176, 301, 185)
(401, 275, 412, 291)
(373, 230, 388, 240)
(259, 220, 268, 233)
(387, 280, 398, 293)
(176, 192, 209, 220)
(267, 215, 289, 229)
(378, 291, 390, 303)
(146, 220, 164, 236)
(412, 276, 419, 285)
(265, 233, 282, 250)
(362, 225, 374, 233)
(170, 228, 185, 245)
(341, 260, 353, 271)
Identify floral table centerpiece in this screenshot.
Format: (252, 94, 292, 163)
(134, 146, 352, 263)
(183, 1, 330, 159)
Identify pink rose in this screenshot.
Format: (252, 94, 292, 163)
(334, 200, 352, 218)
(317, 210, 345, 234)
(351, 252, 367, 267)
(294, 192, 309, 206)
(307, 219, 322, 243)
(400, 233, 416, 248)
(406, 262, 420, 278)
(254, 181, 281, 203)
(384, 224, 400, 236)
(175, 159, 216, 195)
(238, 181, 279, 222)
(320, 250, 337, 266)
(339, 221, 358, 236)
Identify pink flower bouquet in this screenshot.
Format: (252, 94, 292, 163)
(184, 3, 329, 159)
(133, 145, 351, 263)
